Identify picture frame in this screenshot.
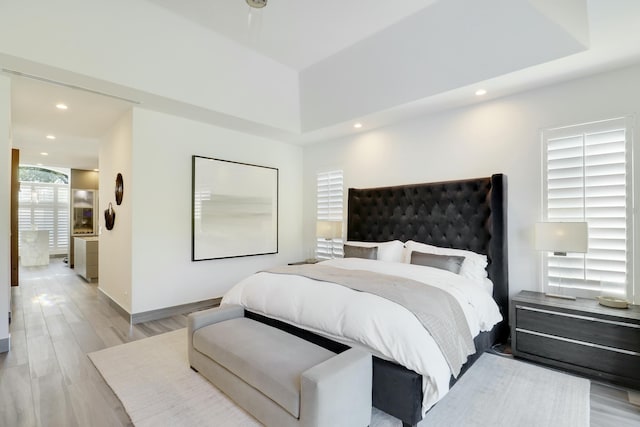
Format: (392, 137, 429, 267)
(191, 155, 278, 261)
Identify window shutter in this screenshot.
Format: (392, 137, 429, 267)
(57, 186, 70, 250)
(18, 182, 70, 255)
(316, 170, 344, 259)
(542, 117, 632, 298)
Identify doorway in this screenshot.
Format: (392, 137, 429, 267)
(9, 74, 130, 285)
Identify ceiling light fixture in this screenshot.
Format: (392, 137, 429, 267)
(56, 103, 68, 110)
(40, 152, 49, 156)
(354, 123, 363, 129)
(46, 134, 56, 140)
(246, 0, 267, 8)
(475, 89, 487, 96)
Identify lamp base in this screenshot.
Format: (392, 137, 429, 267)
(544, 292, 576, 300)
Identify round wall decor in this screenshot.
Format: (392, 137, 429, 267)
(115, 173, 124, 205)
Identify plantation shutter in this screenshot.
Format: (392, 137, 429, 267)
(316, 170, 344, 259)
(542, 117, 632, 297)
(57, 186, 70, 250)
(18, 182, 70, 255)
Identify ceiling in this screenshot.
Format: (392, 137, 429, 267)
(8, 0, 640, 170)
(146, 0, 439, 70)
(11, 76, 131, 170)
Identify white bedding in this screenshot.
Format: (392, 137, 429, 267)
(221, 258, 502, 413)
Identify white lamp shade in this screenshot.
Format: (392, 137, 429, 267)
(535, 222, 588, 253)
(316, 221, 342, 239)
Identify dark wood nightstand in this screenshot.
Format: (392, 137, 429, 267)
(511, 290, 640, 389)
(287, 259, 320, 266)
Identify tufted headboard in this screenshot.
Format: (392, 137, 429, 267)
(347, 174, 509, 343)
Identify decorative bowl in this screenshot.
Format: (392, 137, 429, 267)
(597, 296, 630, 309)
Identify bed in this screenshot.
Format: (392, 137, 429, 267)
(222, 174, 509, 427)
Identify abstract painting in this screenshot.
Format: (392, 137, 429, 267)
(192, 156, 278, 261)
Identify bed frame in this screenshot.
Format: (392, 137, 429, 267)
(347, 173, 509, 426)
(250, 174, 508, 427)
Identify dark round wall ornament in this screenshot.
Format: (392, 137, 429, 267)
(115, 173, 124, 205)
(105, 203, 116, 230)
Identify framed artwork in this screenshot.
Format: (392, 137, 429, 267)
(192, 155, 278, 261)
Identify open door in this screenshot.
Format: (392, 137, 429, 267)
(11, 148, 19, 286)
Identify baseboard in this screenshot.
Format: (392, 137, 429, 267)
(131, 298, 221, 324)
(97, 288, 132, 322)
(97, 288, 220, 324)
(0, 335, 10, 353)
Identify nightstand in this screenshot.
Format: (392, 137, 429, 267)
(287, 259, 320, 266)
(511, 290, 640, 389)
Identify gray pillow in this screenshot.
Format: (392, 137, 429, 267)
(343, 244, 378, 260)
(410, 251, 465, 274)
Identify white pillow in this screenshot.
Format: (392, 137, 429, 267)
(345, 240, 405, 263)
(404, 240, 488, 283)
(482, 278, 494, 295)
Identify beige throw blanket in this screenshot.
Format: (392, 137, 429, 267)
(265, 264, 475, 377)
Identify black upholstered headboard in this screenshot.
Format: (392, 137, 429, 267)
(347, 174, 509, 343)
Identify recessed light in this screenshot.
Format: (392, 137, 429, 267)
(46, 135, 56, 140)
(56, 103, 68, 110)
(40, 152, 49, 156)
(93, 169, 99, 172)
(354, 123, 363, 129)
(475, 89, 487, 96)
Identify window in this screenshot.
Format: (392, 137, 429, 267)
(18, 168, 70, 256)
(19, 166, 68, 184)
(316, 170, 344, 259)
(541, 117, 633, 298)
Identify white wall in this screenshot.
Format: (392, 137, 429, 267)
(303, 62, 640, 305)
(99, 111, 133, 312)
(130, 108, 303, 313)
(0, 0, 299, 132)
(0, 75, 11, 350)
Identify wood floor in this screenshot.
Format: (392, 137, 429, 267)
(1, 259, 186, 427)
(1, 258, 639, 426)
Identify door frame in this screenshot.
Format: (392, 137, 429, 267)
(11, 148, 19, 286)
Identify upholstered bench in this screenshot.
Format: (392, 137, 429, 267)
(188, 305, 372, 427)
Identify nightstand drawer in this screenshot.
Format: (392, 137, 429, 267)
(516, 330, 640, 381)
(512, 291, 640, 389)
(516, 305, 640, 353)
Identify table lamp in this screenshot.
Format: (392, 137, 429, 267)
(535, 221, 588, 300)
(316, 220, 343, 259)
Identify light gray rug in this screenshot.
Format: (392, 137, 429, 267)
(88, 329, 590, 427)
(423, 351, 590, 427)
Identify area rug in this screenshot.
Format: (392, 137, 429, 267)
(88, 329, 590, 427)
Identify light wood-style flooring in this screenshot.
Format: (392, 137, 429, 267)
(1, 258, 639, 426)
(1, 259, 186, 426)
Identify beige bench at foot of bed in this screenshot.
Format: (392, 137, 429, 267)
(188, 305, 372, 427)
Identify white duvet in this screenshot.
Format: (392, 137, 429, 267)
(222, 258, 502, 413)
